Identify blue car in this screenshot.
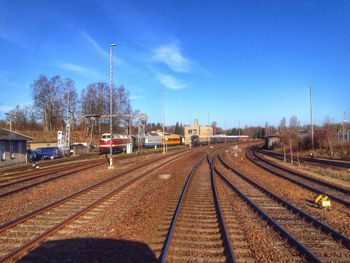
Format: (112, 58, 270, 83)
(34, 147, 63, 160)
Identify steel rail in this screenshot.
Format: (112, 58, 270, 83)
(0, 149, 198, 262)
(0, 149, 196, 234)
(0, 148, 192, 198)
(255, 147, 350, 169)
(247, 148, 350, 208)
(0, 161, 105, 198)
(214, 155, 320, 262)
(160, 151, 236, 263)
(253, 148, 350, 194)
(0, 159, 104, 182)
(217, 154, 350, 249)
(208, 154, 236, 263)
(159, 153, 206, 262)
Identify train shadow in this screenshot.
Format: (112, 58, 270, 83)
(18, 238, 157, 263)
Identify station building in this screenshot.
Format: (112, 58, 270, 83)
(184, 119, 213, 145)
(0, 129, 32, 168)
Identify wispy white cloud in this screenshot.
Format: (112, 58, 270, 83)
(60, 63, 106, 80)
(78, 30, 126, 67)
(0, 69, 29, 89)
(0, 69, 11, 79)
(79, 30, 109, 58)
(129, 95, 143, 100)
(152, 43, 191, 73)
(155, 72, 186, 90)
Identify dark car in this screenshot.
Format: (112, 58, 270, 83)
(34, 147, 63, 160)
(27, 149, 41, 162)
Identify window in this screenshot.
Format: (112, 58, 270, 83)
(10, 142, 14, 159)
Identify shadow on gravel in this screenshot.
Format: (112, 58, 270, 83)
(305, 198, 320, 208)
(18, 238, 157, 263)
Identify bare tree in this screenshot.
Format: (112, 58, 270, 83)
(279, 117, 287, 162)
(324, 116, 334, 156)
(80, 83, 134, 138)
(288, 115, 299, 164)
(31, 75, 74, 131)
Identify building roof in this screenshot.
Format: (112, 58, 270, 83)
(0, 129, 33, 141)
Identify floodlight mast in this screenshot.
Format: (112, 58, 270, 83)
(109, 43, 117, 168)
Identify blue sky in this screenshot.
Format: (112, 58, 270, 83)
(0, 0, 349, 128)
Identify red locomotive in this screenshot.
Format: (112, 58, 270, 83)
(99, 133, 131, 154)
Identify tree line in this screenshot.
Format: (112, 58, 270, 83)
(0, 74, 134, 134)
(0, 74, 187, 137)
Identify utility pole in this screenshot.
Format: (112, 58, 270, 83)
(5, 113, 12, 131)
(208, 113, 210, 147)
(309, 85, 314, 153)
(189, 105, 192, 125)
(238, 120, 241, 135)
(343, 112, 346, 141)
(109, 43, 117, 169)
(225, 119, 227, 144)
(162, 90, 165, 154)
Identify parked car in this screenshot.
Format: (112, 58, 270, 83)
(34, 147, 63, 160)
(27, 149, 41, 162)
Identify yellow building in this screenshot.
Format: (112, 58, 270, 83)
(184, 119, 213, 145)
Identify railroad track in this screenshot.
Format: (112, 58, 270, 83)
(0, 160, 105, 198)
(255, 147, 350, 169)
(215, 153, 350, 262)
(247, 148, 350, 208)
(160, 152, 235, 262)
(0, 148, 192, 198)
(0, 149, 197, 262)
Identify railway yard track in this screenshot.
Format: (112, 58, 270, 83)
(254, 147, 350, 169)
(0, 144, 349, 262)
(0, 160, 105, 198)
(0, 148, 192, 199)
(160, 152, 234, 262)
(215, 152, 350, 262)
(0, 148, 198, 262)
(247, 148, 350, 207)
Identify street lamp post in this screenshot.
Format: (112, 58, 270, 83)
(109, 43, 117, 168)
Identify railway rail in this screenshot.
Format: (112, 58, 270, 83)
(0, 149, 197, 262)
(247, 147, 350, 208)
(160, 152, 235, 262)
(255, 147, 350, 169)
(0, 148, 192, 198)
(0, 159, 101, 183)
(0, 160, 105, 198)
(215, 153, 350, 262)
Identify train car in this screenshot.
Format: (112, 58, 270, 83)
(210, 135, 248, 144)
(190, 135, 249, 147)
(190, 135, 200, 146)
(99, 133, 131, 154)
(144, 135, 162, 147)
(133, 135, 162, 148)
(162, 133, 182, 146)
